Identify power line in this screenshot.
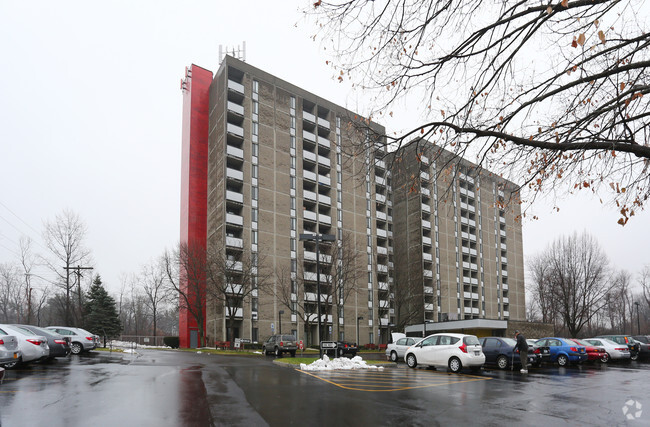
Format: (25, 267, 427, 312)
(0, 200, 42, 237)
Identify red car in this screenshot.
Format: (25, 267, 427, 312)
(570, 338, 608, 362)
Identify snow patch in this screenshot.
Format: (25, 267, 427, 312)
(300, 355, 385, 371)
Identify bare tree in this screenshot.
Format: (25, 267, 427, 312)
(274, 264, 318, 346)
(141, 258, 171, 338)
(542, 231, 612, 337)
(163, 242, 208, 347)
(205, 245, 272, 344)
(640, 265, 650, 309)
(311, 1, 650, 222)
(528, 252, 559, 327)
(0, 263, 22, 322)
(42, 209, 91, 325)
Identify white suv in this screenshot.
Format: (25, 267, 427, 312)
(47, 326, 97, 354)
(405, 333, 485, 373)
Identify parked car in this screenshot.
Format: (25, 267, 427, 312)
(0, 331, 21, 367)
(526, 339, 551, 365)
(568, 338, 608, 363)
(13, 325, 70, 359)
(0, 324, 49, 368)
(631, 336, 650, 359)
(386, 334, 419, 362)
(336, 341, 358, 358)
(262, 334, 297, 357)
(534, 337, 588, 366)
(404, 333, 485, 373)
(584, 338, 631, 361)
(480, 337, 540, 370)
(595, 335, 640, 361)
(46, 326, 97, 354)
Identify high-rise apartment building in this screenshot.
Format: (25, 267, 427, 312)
(179, 56, 525, 348)
(390, 140, 525, 330)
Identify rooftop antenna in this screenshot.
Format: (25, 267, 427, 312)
(219, 41, 246, 64)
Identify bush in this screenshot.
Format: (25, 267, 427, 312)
(163, 336, 180, 349)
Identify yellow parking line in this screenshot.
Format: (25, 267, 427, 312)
(297, 369, 490, 392)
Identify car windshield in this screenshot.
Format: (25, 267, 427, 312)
(15, 326, 37, 336)
(571, 339, 589, 346)
(463, 336, 480, 345)
(282, 335, 295, 341)
(502, 338, 517, 346)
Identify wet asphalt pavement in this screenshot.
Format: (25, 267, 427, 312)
(1, 349, 650, 426)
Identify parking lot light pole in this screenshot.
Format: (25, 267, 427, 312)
(299, 233, 335, 358)
(635, 302, 641, 334)
(357, 316, 363, 348)
(279, 310, 284, 335)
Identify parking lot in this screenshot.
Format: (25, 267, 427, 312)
(2, 350, 650, 426)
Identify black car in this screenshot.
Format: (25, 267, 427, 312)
(13, 325, 70, 359)
(596, 335, 640, 361)
(632, 335, 650, 359)
(336, 341, 358, 358)
(479, 337, 540, 369)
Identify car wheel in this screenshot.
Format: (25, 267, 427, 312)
(3, 358, 20, 369)
(600, 353, 610, 363)
(496, 355, 509, 370)
(275, 347, 282, 357)
(631, 352, 639, 361)
(557, 354, 568, 366)
(406, 353, 417, 368)
(390, 351, 398, 363)
(449, 357, 462, 373)
(70, 342, 83, 355)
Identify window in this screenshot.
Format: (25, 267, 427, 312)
(252, 187, 258, 200)
(291, 280, 297, 294)
(252, 231, 258, 244)
(253, 122, 258, 136)
(252, 208, 258, 222)
(290, 217, 296, 230)
(252, 142, 259, 157)
(252, 164, 258, 178)
(290, 176, 296, 190)
(253, 80, 259, 94)
(291, 197, 295, 210)
(290, 238, 296, 251)
(291, 260, 297, 272)
(290, 96, 296, 109)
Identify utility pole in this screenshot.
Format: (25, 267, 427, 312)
(64, 265, 93, 326)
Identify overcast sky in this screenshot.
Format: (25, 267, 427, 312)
(1, 1, 648, 297)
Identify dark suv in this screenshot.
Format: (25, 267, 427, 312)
(262, 334, 297, 357)
(596, 335, 640, 360)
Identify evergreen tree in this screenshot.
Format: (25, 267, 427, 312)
(84, 275, 122, 340)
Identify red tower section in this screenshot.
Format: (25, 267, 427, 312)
(179, 64, 212, 348)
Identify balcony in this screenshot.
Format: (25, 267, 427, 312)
(421, 187, 430, 197)
(424, 303, 434, 311)
(380, 318, 389, 326)
(376, 176, 386, 186)
(422, 204, 431, 213)
(318, 136, 330, 149)
(226, 307, 244, 318)
(422, 236, 432, 246)
(376, 159, 385, 170)
(226, 213, 243, 226)
(502, 283, 509, 291)
(226, 236, 243, 248)
(306, 313, 333, 323)
(501, 256, 508, 264)
(227, 123, 244, 138)
(226, 145, 244, 160)
(303, 170, 317, 183)
(303, 189, 317, 202)
(303, 110, 316, 123)
(317, 117, 330, 130)
(463, 292, 479, 300)
(459, 173, 474, 184)
(500, 216, 506, 224)
(303, 210, 317, 222)
(376, 193, 386, 203)
(304, 250, 332, 264)
(377, 246, 388, 255)
(226, 190, 243, 204)
(503, 310, 510, 317)
(422, 219, 431, 229)
(377, 263, 388, 273)
(303, 150, 317, 164)
(423, 269, 433, 278)
(227, 101, 244, 116)
(318, 213, 332, 225)
(421, 154, 429, 164)
(226, 167, 243, 181)
(303, 272, 332, 284)
(379, 300, 390, 308)
(226, 259, 243, 271)
(378, 281, 389, 291)
(318, 154, 331, 168)
(420, 171, 430, 181)
(377, 228, 387, 238)
(377, 211, 387, 221)
(500, 242, 507, 250)
(303, 129, 316, 143)
(227, 80, 244, 94)
(500, 229, 506, 237)
(423, 252, 432, 261)
(304, 292, 332, 303)
(318, 174, 331, 186)
(424, 286, 434, 294)
(503, 297, 509, 304)
(226, 283, 243, 294)
(502, 270, 508, 277)
(318, 194, 331, 206)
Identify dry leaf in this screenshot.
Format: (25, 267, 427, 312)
(598, 30, 606, 44)
(561, 0, 569, 7)
(577, 33, 586, 46)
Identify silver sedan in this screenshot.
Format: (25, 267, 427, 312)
(584, 338, 631, 361)
(386, 336, 420, 362)
(0, 333, 21, 366)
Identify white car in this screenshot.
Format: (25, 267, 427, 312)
(584, 338, 631, 361)
(0, 324, 49, 368)
(46, 326, 98, 354)
(404, 333, 485, 373)
(0, 331, 21, 366)
(385, 333, 420, 362)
